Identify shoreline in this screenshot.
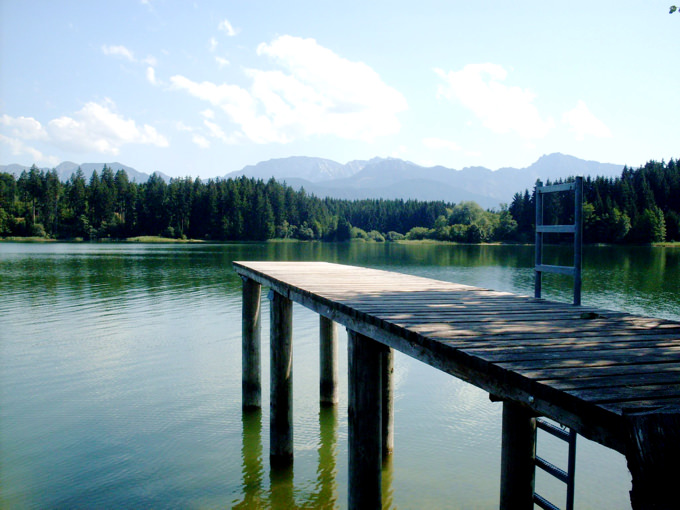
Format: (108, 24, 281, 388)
(1, 236, 678, 248)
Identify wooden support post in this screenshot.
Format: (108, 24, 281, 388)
(242, 277, 261, 409)
(382, 347, 394, 459)
(348, 329, 383, 510)
(270, 290, 293, 466)
(500, 401, 536, 510)
(624, 411, 680, 510)
(319, 316, 338, 406)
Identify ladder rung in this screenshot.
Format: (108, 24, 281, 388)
(537, 419, 571, 442)
(534, 492, 561, 510)
(538, 182, 576, 194)
(536, 455, 569, 484)
(536, 225, 576, 234)
(535, 264, 576, 276)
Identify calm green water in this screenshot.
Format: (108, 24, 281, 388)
(1, 242, 678, 509)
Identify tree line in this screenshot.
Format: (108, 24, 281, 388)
(0, 158, 678, 243)
(0, 165, 452, 241)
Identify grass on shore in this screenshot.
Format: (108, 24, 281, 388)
(125, 236, 204, 243)
(0, 236, 58, 242)
(2, 236, 679, 246)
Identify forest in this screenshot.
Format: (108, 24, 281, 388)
(509, 159, 679, 243)
(0, 159, 678, 244)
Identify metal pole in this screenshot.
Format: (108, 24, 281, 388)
(534, 180, 543, 299)
(573, 176, 583, 306)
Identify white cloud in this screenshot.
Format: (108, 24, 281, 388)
(46, 100, 168, 154)
(192, 134, 210, 148)
(146, 66, 157, 85)
(2, 100, 169, 157)
(102, 44, 156, 66)
(102, 44, 136, 62)
(0, 134, 59, 166)
(209, 37, 218, 52)
(218, 18, 237, 36)
(201, 109, 215, 119)
(1, 114, 49, 140)
(436, 64, 554, 139)
(215, 56, 230, 68)
(175, 121, 195, 132)
(203, 120, 233, 143)
(563, 100, 612, 140)
(171, 35, 407, 144)
(423, 137, 461, 151)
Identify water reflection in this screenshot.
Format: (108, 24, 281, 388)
(269, 463, 296, 510)
(382, 451, 395, 510)
(233, 409, 263, 509)
(234, 404, 395, 508)
(235, 406, 342, 509)
(310, 406, 339, 509)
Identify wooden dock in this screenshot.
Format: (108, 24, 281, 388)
(234, 260, 680, 509)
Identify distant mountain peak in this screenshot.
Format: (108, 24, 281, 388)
(227, 153, 624, 208)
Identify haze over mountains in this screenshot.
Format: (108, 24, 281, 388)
(3, 153, 624, 209)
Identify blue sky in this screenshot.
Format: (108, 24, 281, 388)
(1, 1, 678, 179)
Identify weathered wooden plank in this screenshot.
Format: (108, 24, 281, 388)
(409, 321, 680, 339)
(496, 349, 680, 371)
(436, 328, 680, 344)
(565, 383, 680, 404)
(514, 361, 680, 381)
(601, 398, 680, 414)
(446, 333, 680, 352)
(469, 342, 680, 363)
(379, 311, 629, 325)
(542, 369, 680, 391)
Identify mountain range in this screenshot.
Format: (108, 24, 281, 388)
(2, 153, 625, 209)
(223, 153, 624, 208)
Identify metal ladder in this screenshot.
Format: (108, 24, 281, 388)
(534, 176, 583, 306)
(533, 176, 583, 510)
(534, 419, 577, 510)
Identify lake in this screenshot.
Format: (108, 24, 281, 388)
(1, 242, 679, 509)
